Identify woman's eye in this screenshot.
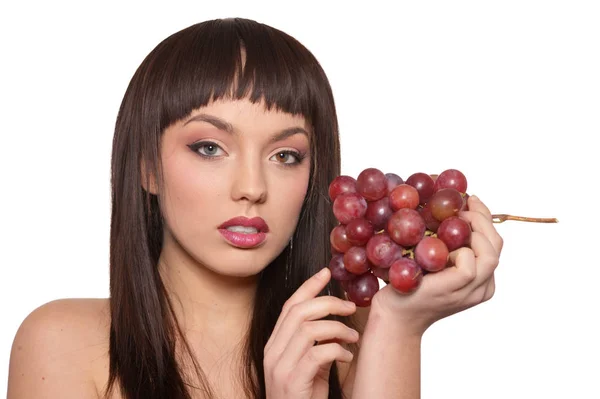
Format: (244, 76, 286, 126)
(271, 151, 301, 165)
(191, 142, 225, 157)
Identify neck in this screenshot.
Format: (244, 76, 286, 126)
(158, 234, 259, 350)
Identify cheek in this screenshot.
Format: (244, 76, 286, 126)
(160, 156, 226, 229)
(269, 168, 310, 228)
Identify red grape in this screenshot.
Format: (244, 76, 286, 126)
(437, 216, 471, 251)
(330, 224, 352, 253)
(429, 188, 463, 222)
(414, 236, 449, 272)
(385, 173, 404, 194)
(366, 233, 403, 268)
(328, 175, 357, 201)
(328, 254, 356, 281)
(372, 266, 390, 282)
(346, 218, 374, 246)
(343, 246, 371, 275)
(330, 244, 341, 255)
(387, 208, 426, 247)
(328, 167, 474, 300)
(389, 184, 420, 211)
(433, 169, 468, 193)
(333, 192, 368, 224)
(389, 258, 423, 294)
(418, 203, 440, 232)
(406, 173, 435, 204)
(346, 272, 380, 307)
(356, 168, 387, 201)
(365, 196, 393, 231)
(341, 278, 353, 292)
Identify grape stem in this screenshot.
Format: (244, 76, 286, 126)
(491, 214, 559, 224)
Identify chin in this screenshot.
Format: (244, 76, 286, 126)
(203, 245, 284, 278)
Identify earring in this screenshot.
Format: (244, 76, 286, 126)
(285, 236, 294, 285)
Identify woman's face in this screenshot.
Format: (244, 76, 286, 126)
(154, 97, 312, 277)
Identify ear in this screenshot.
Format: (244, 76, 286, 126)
(140, 158, 158, 195)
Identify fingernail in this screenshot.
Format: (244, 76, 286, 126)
(317, 267, 329, 278)
(344, 300, 356, 309)
(470, 195, 479, 201)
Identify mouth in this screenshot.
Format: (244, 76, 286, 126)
(218, 216, 269, 249)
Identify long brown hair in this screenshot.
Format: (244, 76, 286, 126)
(105, 18, 354, 398)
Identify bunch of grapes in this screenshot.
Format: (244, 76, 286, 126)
(328, 168, 473, 307)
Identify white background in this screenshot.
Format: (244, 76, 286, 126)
(1, 1, 598, 398)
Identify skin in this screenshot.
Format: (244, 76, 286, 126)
(150, 98, 312, 363)
(7, 97, 316, 398)
(7, 96, 503, 399)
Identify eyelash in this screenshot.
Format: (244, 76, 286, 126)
(188, 141, 307, 167)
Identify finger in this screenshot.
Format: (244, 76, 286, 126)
(459, 209, 504, 255)
(277, 320, 359, 372)
(266, 267, 332, 352)
(265, 295, 356, 356)
(425, 246, 476, 292)
(466, 195, 492, 219)
(469, 231, 500, 285)
(294, 343, 354, 385)
(483, 274, 496, 301)
(465, 274, 495, 306)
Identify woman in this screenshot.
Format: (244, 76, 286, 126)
(7, 17, 502, 398)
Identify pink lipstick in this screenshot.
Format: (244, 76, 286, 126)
(218, 216, 269, 249)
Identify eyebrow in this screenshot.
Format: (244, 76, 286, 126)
(183, 113, 310, 143)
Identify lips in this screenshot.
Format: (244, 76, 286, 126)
(218, 216, 269, 233)
(218, 216, 269, 249)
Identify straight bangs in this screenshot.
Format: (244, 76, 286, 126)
(149, 18, 322, 133)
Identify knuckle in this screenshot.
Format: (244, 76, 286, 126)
(287, 302, 303, 318)
(281, 301, 292, 314)
(479, 289, 488, 303)
(487, 254, 500, 269)
(280, 302, 292, 315)
(306, 346, 321, 363)
(496, 236, 504, 252)
(339, 321, 353, 334)
(298, 322, 312, 336)
(462, 266, 477, 283)
(341, 322, 354, 334)
(450, 291, 465, 308)
(450, 246, 470, 265)
(334, 343, 346, 355)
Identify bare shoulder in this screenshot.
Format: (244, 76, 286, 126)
(7, 298, 111, 399)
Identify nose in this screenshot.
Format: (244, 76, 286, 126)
(230, 158, 268, 204)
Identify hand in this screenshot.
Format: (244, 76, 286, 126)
(264, 267, 359, 399)
(372, 195, 503, 337)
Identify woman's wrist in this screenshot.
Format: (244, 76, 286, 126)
(367, 297, 426, 342)
(351, 300, 423, 399)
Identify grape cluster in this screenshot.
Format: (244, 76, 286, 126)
(328, 168, 472, 307)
